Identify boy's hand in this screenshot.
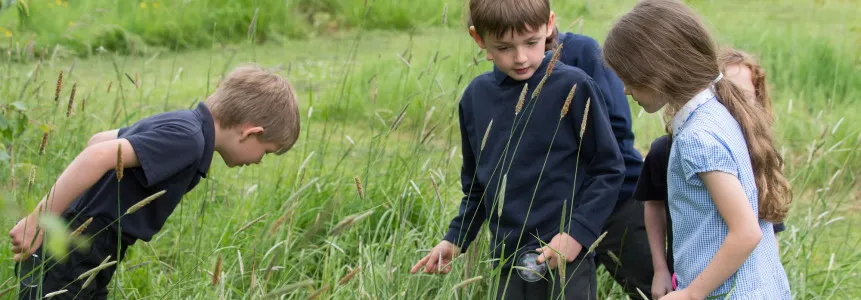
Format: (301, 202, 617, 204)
(410, 240, 460, 274)
(536, 233, 582, 269)
(652, 268, 674, 299)
(9, 213, 44, 262)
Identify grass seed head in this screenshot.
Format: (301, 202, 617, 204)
(125, 190, 167, 215)
(212, 253, 222, 286)
(355, 176, 365, 199)
(579, 97, 591, 138)
(44, 289, 68, 299)
(116, 143, 123, 181)
(66, 82, 77, 118)
(481, 119, 493, 151)
(70, 217, 93, 238)
(339, 265, 361, 285)
(39, 132, 49, 155)
(560, 84, 576, 119)
(451, 276, 483, 291)
(516, 83, 528, 115)
(54, 71, 63, 102)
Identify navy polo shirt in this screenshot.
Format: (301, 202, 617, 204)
(66, 102, 216, 242)
(633, 135, 785, 272)
(557, 32, 643, 205)
(443, 51, 625, 269)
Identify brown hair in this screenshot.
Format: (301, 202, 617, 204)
(468, 0, 550, 39)
(718, 47, 772, 119)
(603, 0, 791, 222)
(205, 64, 300, 154)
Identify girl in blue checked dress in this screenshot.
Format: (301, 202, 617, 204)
(601, 0, 793, 299)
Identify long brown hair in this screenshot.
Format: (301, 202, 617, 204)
(718, 47, 772, 118)
(603, 0, 791, 222)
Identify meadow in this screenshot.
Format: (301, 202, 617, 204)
(1, 0, 860, 299)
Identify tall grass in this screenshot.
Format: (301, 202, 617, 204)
(1, 0, 859, 299)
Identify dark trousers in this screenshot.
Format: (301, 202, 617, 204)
(16, 213, 134, 300)
(595, 199, 654, 299)
(496, 252, 597, 300)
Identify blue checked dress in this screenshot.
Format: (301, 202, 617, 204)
(667, 87, 791, 299)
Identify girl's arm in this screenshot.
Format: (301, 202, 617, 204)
(684, 171, 762, 299)
(645, 200, 673, 298)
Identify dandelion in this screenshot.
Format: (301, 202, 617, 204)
(153, 2, 160, 9)
(139, 2, 147, 9)
(54, 71, 63, 102)
(125, 190, 167, 215)
(66, 82, 77, 118)
(560, 84, 576, 119)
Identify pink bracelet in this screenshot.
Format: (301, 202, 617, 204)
(672, 273, 678, 290)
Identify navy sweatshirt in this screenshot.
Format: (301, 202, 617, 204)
(557, 32, 643, 205)
(443, 52, 625, 269)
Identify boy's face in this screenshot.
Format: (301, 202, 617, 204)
(218, 125, 280, 167)
(470, 14, 555, 81)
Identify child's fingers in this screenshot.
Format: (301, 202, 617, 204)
(424, 254, 438, 274)
(410, 254, 431, 274)
(11, 245, 22, 253)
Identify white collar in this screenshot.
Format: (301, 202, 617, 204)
(670, 87, 717, 135)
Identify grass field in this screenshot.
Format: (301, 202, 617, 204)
(1, 0, 860, 299)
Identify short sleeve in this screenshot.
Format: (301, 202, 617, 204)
(124, 124, 204, 187)
(676, 131, 738, 185)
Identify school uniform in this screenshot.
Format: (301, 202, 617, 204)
(443, 51, 625, 299)
(17, 103, 217, 300)
(634, 135, 786, 276)
(666, 87, 790, 299)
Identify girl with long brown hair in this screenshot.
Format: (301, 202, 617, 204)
(603, 0, 792, 299)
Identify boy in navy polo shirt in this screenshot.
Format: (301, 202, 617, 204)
(409, 0, 625, 299)
(10, 65, 300, 299)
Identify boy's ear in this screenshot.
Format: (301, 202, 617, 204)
(469, 26, 486, 49)
(547, 11, 556, 33)
(240, 125, 265, 141)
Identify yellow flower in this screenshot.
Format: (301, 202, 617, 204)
(68, 21, 75, 28)
(139, 2, 147, 9)
(153, 2, 160, 9)
(63, 1, 69, 7)
(1, 28, 11, 38)
(56, 0, 62, 6)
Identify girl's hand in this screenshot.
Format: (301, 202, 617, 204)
(9, 213, 44, 262)
(410, 240, 460, 274)
(660, 289, 699, 300)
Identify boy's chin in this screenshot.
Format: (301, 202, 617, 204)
(505, 70, 534, 81)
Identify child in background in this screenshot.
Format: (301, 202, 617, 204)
(602, 0, 792, 298)
(634, 47, 787, 299)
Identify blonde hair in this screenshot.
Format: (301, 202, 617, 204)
(468, 0, 550, 39)
(603, 0, 791, 222)
(205, 64, 300, 154)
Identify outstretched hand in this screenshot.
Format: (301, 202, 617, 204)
(410, 240, 460, 274)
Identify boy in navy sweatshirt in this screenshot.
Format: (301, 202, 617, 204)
(410, 0, 624, 298)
